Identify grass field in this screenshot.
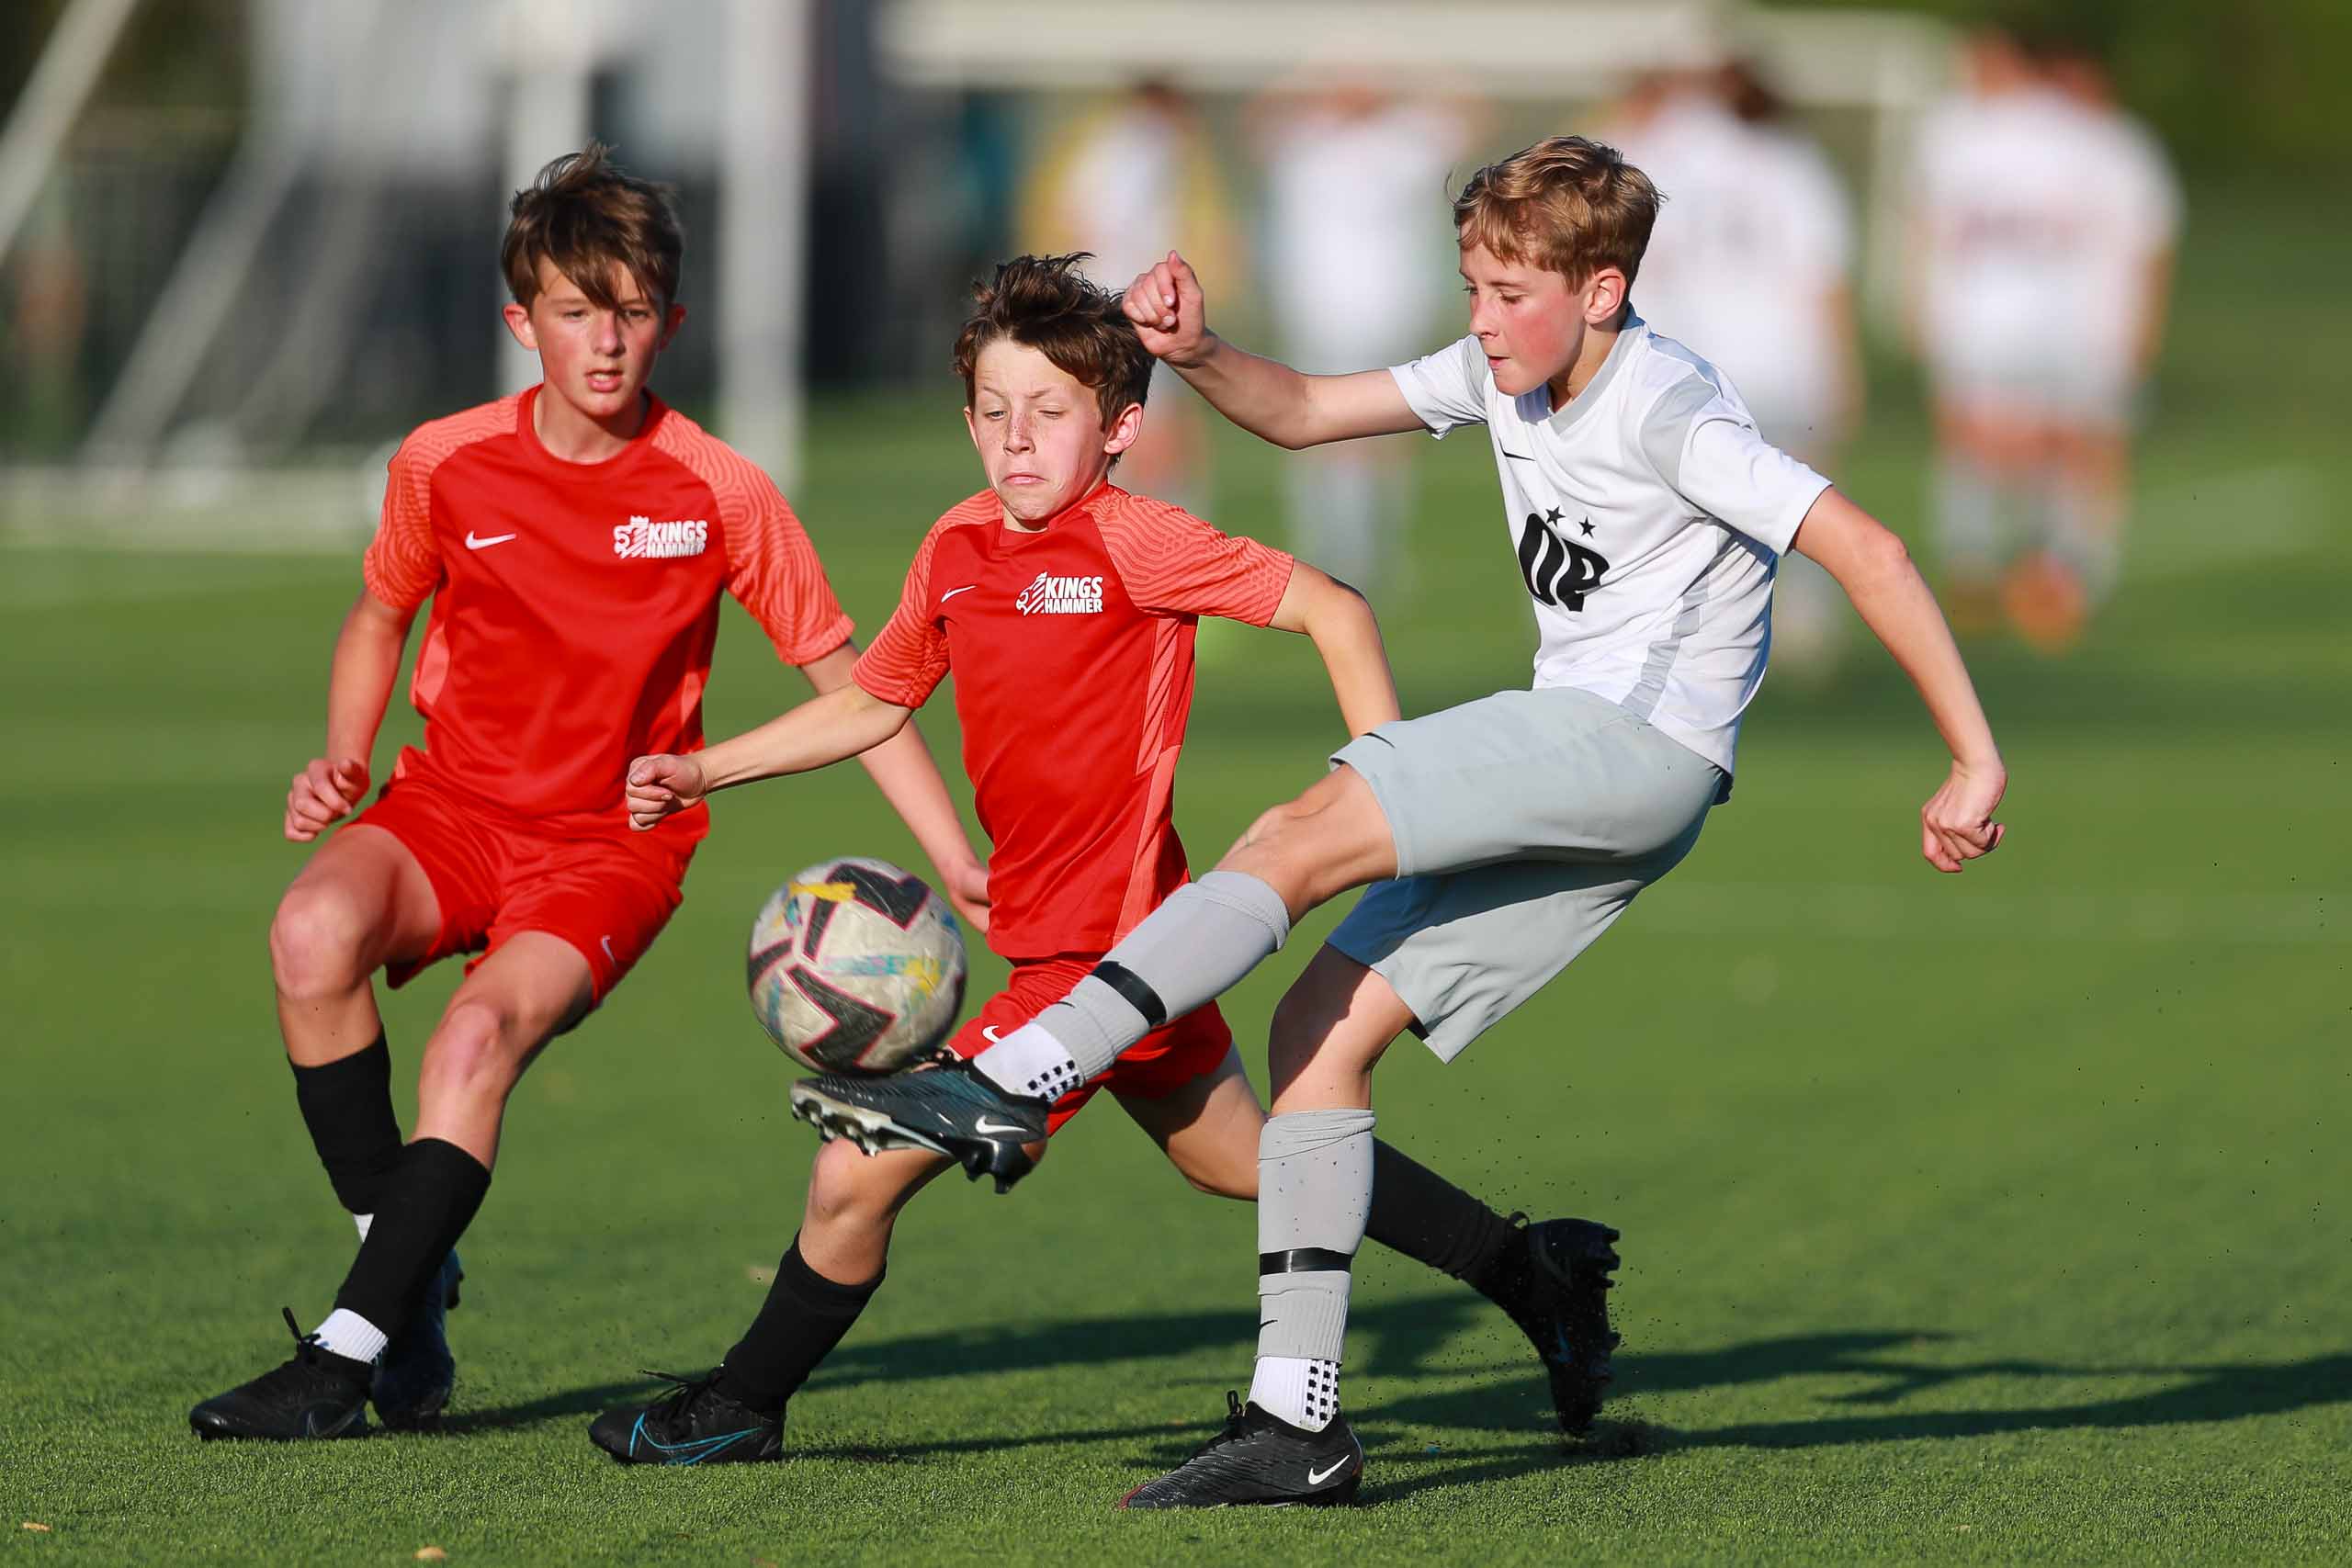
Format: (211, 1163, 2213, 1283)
(4, 186, 2346, 1563)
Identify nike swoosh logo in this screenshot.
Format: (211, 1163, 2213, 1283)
(465, 531, 517, 549)
(1500, 451, 1535, 462)
(979, 1024, 1002, 1043)
(1307, 1458, 1351, 1486)
(974, 1117, 1030, 1135)
(940, 584, 977, 602)
(631, 1415, 761, 1463)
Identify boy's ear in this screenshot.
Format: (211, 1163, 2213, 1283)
(1581, 266, 1629, 325)
(502, 300, 537, 353)
(659, 302, 687, 349)
(1102, 400, 1146, 457)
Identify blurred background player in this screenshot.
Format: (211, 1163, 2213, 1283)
(1020, 78, 1241, 516)
(1909, 23, 2181, 651)
(1608, 60, 1865, 679)
(186, 146, 981, 1443)
(1253, 80, 1481, 603)
(598, 255, 1611, 1463)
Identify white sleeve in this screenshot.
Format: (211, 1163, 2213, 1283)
(1638, 374, 1832, 555)
(1387, 334, 1492, 438)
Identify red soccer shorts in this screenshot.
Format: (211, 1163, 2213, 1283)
(348, 771, 692, 1003)
(944, 953, 1232, 1136)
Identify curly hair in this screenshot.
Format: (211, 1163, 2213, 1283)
(952, 254, 1153, 427)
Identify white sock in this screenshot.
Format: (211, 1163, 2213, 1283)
(1249, 1355, 1341, 1431)
(312, 1308, 388, 1364)
(353, 1213, 373, 1241)
(969, 1021, 1083, 1100)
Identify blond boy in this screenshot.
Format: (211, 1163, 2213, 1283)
(793, 138, 2008, 1506)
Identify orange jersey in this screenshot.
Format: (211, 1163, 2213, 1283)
(854, 482, 1294, 959)
(363, 388, 851, 844)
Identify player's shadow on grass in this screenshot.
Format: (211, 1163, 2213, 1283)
(436, 1379, 660, 1437)
(1366, 1337, 2352, 1498)
(813, 1292, 1495, 1393)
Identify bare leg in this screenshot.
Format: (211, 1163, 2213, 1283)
(410, 931, 595, 1169)
(269, 825, 439, 1067)
(1115, 1048, 1263, 1200)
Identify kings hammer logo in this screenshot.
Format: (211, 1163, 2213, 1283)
(614, 515, 709, 558)
(1016, 571, 1104, 615)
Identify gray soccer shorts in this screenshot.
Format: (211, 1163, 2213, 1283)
(1325, 686, 1724, 1061)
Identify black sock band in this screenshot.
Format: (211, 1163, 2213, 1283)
(715, 1235, 882, 1415)
(290, 1034, 403, 1216)
(1363, 1139, 1520, 1300)
(332, 1137, 490, 1336)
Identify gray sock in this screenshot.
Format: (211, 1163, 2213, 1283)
(1254, 1108, 1375, 1362)
(1250, 1108, 1374, 1428)
(976, 871, 1291, 1089)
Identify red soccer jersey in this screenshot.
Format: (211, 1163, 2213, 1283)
(362, 387, 852, 844)
(853, 481, 1294, 959)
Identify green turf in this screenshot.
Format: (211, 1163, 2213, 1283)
(3, 189, 2346, 1564)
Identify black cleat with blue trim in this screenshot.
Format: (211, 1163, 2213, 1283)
(1118, 1393, 1364, 1509)
(787, 1055, 1049, 1193)
(189, 1308, 374, 1441)
(1496, 1216, 1622, 1435)
(372, 1248, 463, 1430)
(590, 1371, 783, 1466)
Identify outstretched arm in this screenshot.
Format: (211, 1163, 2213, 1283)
(1124, 252, 1423, 450)
(286, 589, 417, 841)
(626, 679, 909, 826)
(796, 643, 989, 932)
(1789, 489, 2007, 873)
(1264, 563, 1400, 739)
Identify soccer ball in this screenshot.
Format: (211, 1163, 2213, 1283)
(746, 857, 967, 1074)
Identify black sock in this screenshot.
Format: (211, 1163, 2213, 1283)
(332, 1137, 489, 1337)
(713, 1235, 882, 1415)
(1364, 1139, 1525, 1304)
(290, 1034, 404, 1216)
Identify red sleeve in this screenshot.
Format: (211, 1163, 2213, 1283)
(1096, 492, 1295, 625)
(852, 524, 952, 708)
(360, 437, 444, 610)
(723, 481, 855, 665)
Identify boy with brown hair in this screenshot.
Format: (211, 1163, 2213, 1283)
(597, 254, 1614, 1465)
(187, 145, 983, 1441)
(792, 138, 2009, 1506)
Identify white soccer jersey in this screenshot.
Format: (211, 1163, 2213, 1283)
(1612, 97, 1856, 446)
(1390, 320, 1831, 773)
(1912, 87, 2182, 399)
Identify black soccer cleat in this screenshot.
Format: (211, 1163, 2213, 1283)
(1496, 1216, 1623, 1436)
(589, 1370, 783, 1466)
(787, 1055, 1049, 1193)
(372, 1248, 463, 1430)
(189, 1308, 374, 1441)
(1118, 1393, 1364, 1509)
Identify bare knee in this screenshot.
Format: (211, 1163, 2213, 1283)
(1177, 1154, 1256, 1201)
(417, 997, 533, 1114)
(803, 1139, 947, 1235)
(269, 880, 377, 1000)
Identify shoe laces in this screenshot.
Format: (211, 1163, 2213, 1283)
(1202, 1390, 1250, 1450)
(639, 1368, 726, 1425)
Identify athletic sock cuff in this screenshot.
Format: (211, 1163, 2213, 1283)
(1194, 870, 1293, 949)
(1258, 1107, 1376, 1162)
(775, 1235, 883, 1316)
